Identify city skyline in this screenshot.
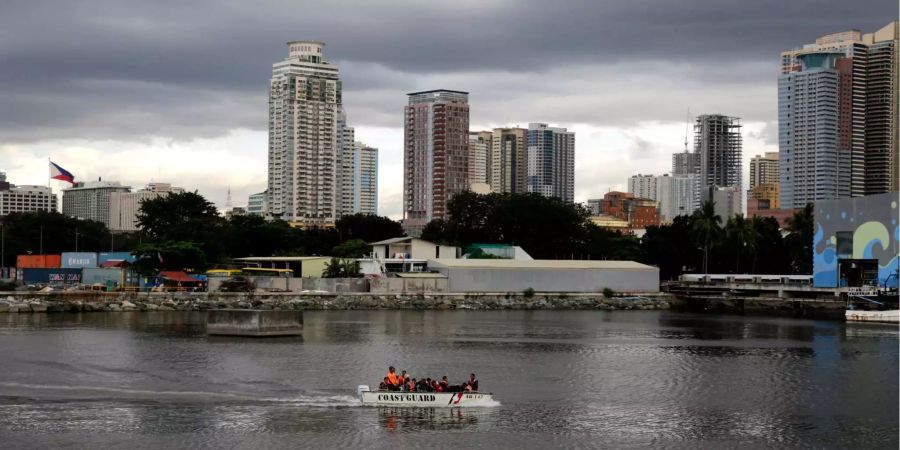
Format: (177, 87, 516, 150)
(0, 1, 895, 219)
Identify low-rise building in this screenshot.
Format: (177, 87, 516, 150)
(428, 258, 659, 293)
(596, 191, 660, 229)
(0, 181, 57, 216)
(247, 191, 267, 216)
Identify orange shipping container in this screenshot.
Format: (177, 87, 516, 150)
(16, 254, 61, 269)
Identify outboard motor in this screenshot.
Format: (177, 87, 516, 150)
(357, 385, 370, 400)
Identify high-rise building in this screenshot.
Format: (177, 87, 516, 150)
(403, 90, 470, 235)
(468, 131, 492, 188)
(864, 22, 899, 194)
(672, 150, 699, 176)
(694, 114, 742, 211)
(527, 123, 575, 202)
(350, 142, 378, 215)
(596, 191, 660, 229)
(702, 185, 742, 220)
(336, 110, 356, 218)
(491, 128, 528, 194)
(780, 22, 900, 207)
(266, 40, 342, 226)
(628, 174, 658, 200)
(62, 180, 130, 227)
(109, 182, 184, 232)
(0, 182, 57, 216)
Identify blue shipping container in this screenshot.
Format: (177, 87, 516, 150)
(99, 252, 136, 264)
(61, 252, 98, 268)
(23, 268, 82, 285)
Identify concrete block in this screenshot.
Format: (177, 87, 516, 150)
(206, 309, 303, 337)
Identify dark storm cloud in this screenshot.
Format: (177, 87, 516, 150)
(0, 0, 895, 142)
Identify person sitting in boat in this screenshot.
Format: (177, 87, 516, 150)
(417, 378, 432, 392)
(431, 380, 444, 392)
(439, 376, 450, 391)
(378, 377, 392, 391)
(386, 366, 400, 387)
(398, 370, 408, 386)
(468, 373, 479, 392)
(405, 378, 416, 392)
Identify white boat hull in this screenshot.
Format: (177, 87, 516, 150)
(358, 386, 494, 407)
(846, 309, 900, 324)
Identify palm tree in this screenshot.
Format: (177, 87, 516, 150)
(692, 200, 721, 274)
(725, 214, 756, 273)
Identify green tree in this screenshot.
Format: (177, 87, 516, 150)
(692, 200, 721, 274)
(131, 241, 207, 275)
(335, 214, 404, 243)
(331, 239, 371, 258)
(640, 215, 699, 280)
(725, 214, 756, 273)
(785, 203, 814, 274)
(136, 191, 226, 263)
(322, 257, 361, 278)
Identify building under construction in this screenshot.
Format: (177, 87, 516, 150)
(694, 114, 742, 217)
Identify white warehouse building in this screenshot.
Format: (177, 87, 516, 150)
(428, 259, 659, 293)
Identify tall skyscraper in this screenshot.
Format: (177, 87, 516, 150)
(403, 90, 470, 235)
(780, 22, 899, 208)
(109, 182, 184, 232)
(336, 110, 357, 218)
(62, 180, 131, 227)
(350, 142, 378, 215)
(864, 22, 899, 194)
(527, 123, 575, 203)
(266, 41, 341, 226)
(694, 114, 742, 216)
(468, 131, 492, 188)
(491, 128, 528, 194)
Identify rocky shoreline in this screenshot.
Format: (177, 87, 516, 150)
(0, 291, 676, 313)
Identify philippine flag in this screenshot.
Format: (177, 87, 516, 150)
(49, 161, 75, 184)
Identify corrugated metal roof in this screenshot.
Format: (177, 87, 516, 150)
(428, 259, 655, 270)
(368, 237, 413, 245)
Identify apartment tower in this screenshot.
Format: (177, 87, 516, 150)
(403, 90, 470, 235)
(527, 123, 575, 202)
(694, 114, 742, 217)
(491, 128, 529, 194)
(266, 41, 342, 226)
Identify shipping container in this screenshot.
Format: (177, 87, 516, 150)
(99, 252, 136, 264)
(22, 268, 82, 285)
(16, 254, 62, 269)
(82, 268, 125, 286)
(61, 252, 98, 268)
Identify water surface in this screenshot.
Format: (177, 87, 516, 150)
(0, 311, 896, 449)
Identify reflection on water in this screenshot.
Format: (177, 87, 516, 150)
(0, 310, 896, 449)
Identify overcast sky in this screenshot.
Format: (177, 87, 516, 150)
(0, 0, 895, 218)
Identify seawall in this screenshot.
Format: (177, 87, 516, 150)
(0, 291, 675, 312)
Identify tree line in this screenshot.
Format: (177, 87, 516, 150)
(420, 191, 813, 280)
(0, 190, 814, 279)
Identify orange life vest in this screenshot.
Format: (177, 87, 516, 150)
(387, 372, 399, 385)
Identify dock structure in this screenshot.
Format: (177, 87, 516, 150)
(206, 309, 303, 336)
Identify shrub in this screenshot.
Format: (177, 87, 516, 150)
(523, 287, 535, 298)
(603, 287, 616, 298)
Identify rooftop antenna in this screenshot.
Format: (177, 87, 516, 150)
(225, 186, 232, 210)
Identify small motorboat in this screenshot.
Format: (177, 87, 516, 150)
(357, 385, 495, 407)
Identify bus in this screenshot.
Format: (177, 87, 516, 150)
(239, 267, 292, 277)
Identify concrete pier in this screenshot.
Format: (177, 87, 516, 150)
(206, 309, 303, 336)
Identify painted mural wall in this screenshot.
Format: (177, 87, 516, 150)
(813, 192, 899, 288)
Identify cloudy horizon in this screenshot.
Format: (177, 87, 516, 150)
(1, 0, 895, 219)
